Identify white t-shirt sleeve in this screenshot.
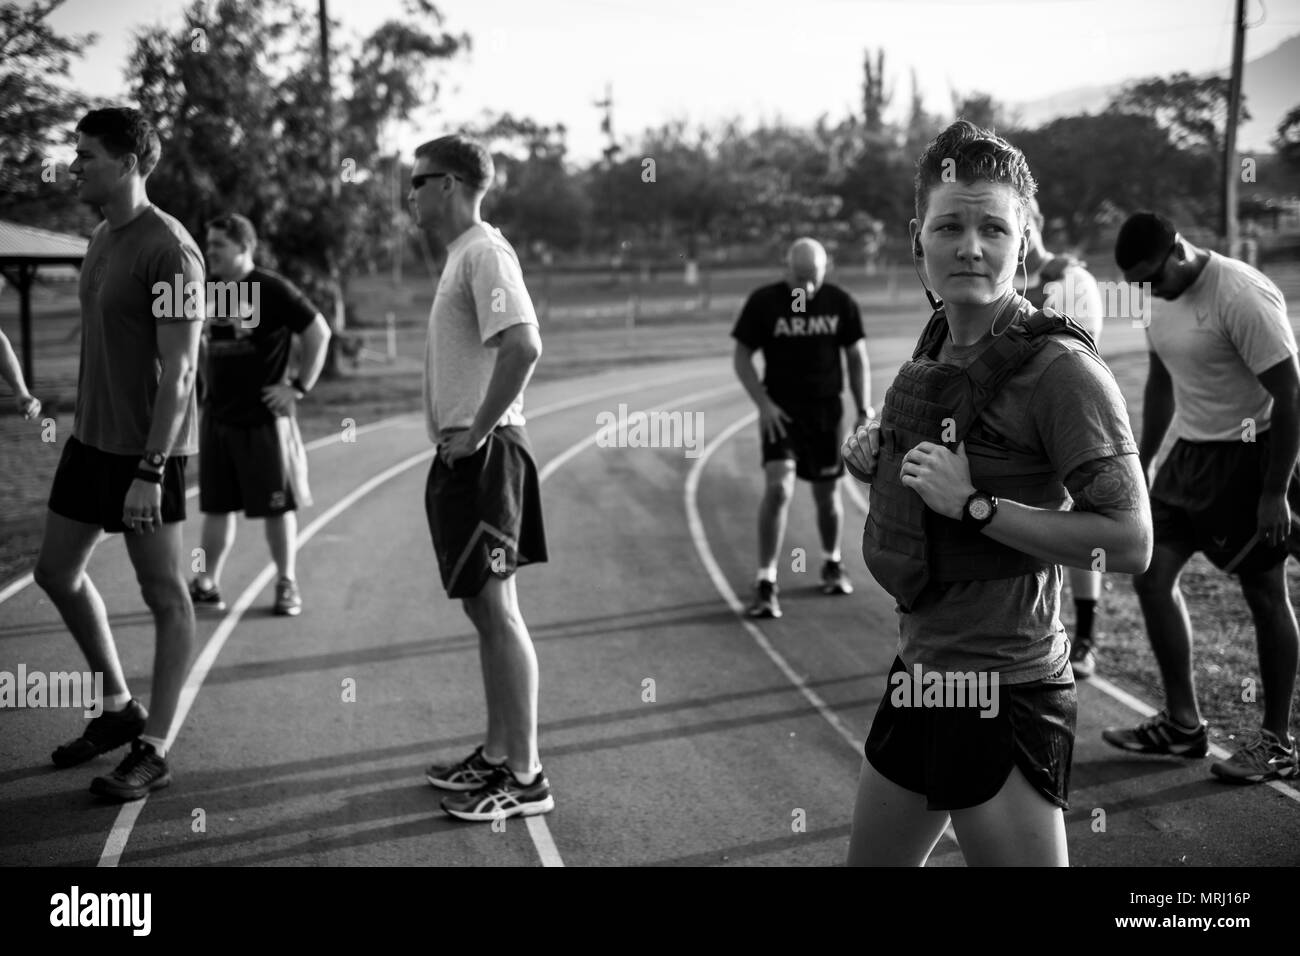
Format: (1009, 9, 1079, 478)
(1221, 279, 1296, 376)
(468, 244, 539, 346)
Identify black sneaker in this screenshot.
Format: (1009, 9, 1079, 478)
(747, 580, 782, 619)
(51, 699, 148, 768)
(820, 560, 853, 595)
(441, 766, 554, 822)
(90, 739, 171, 801)
(1069, 639, 1096, 680)
(1102, 709, 1209, 758)
(273, 577, 302, 616)
(426, 745, 502, 791)
(189, 577, 226, 612)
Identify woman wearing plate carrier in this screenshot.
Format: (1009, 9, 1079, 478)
(841, 121, 1152, 866)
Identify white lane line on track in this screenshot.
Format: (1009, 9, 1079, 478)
(97, 367, 735, 868)
(683, 412, 967, 854)
(0, 366, 728, 609)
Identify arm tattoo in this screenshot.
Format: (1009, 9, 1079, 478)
(1066, 456, 1144, 514)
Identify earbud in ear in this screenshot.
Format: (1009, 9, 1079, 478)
(913, 241, 924, 258)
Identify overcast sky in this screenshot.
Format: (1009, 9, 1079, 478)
(47, 0, 1300, 162)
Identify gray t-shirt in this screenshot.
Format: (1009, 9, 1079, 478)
(422, 222, 539, 444)
(896, 328, 1138, 684)
(75, 206, 205, 456)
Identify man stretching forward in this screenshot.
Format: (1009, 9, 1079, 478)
(1103, 212, 1299, 783)
(410, 134, 553, 820)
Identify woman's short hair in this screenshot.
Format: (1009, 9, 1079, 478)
(413, 134, 495, 194)
(914, 120, 1037, 225)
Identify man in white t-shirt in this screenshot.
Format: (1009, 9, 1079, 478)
(409, 134, 553, 821)
(1103, 212, 1299, 784)
(1020, 196, 1107, 679)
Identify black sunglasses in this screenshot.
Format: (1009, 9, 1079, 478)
(411, 171, 460, 190)
(1130, 242, 1175, 286)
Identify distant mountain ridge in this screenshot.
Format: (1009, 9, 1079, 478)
(1011, 33, 1300, 151)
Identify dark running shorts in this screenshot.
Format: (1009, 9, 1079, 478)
(761, 395, 845, 482)
(865, 655, 1077, 812)
(199, 415, 296, 518)
(425, 425, 548, 599)
(1151, 431, 1300, 575)
(48, 436, 188, 533)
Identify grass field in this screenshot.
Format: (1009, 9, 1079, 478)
(3, 262, 1300, 745)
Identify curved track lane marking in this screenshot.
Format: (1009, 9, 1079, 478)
(684, 409, 961, 853)
(98, 370, 737, 868)
(0, 366, 728, 607)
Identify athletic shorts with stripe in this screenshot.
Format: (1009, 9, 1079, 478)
(1151, 429, 1300, 576)
(199, 414, 297, 518)
(425, 425, 548, 599)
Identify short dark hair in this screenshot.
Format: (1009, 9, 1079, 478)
(206, 213, 258, 254)
(1114, 211, 1177, 271)
(75, 108, 162, 178)
(914, 120, 1036, 224)
(414, 134, 495, 194)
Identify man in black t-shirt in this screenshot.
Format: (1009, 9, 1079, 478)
(190, 214, 331, 616)
(732, 237, 872, 617)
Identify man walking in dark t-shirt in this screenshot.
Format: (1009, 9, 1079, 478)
(732, 237, 872, 617)
(189, 214, 330, 616)
(36, 107, 203, 801)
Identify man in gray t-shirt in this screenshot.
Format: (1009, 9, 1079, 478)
(36, 108, 203, 802)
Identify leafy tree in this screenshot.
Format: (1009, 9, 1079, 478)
(0, 0, 99, 231)
(1275, 104, 1300, 171)
(1109, 72, 1249, 156)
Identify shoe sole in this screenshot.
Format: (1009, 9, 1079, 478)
(425, 773, 490, 792)
(747, 607, 782, 619)
(442, 795, 555, 821)
(1101, 735, 1208, 759)
(273, 606, 302, 616)
(820, 584, 853, 595)
(1210, 764, 1299, 784)
(193, 602, 227, 613)
(89, 770, 172, 801)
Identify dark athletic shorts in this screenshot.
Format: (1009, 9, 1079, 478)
(199, 415, 296, 518)
(425, 425, 548, 599)
(761, 395, 845, 482)
(48, 436, 188, 534)
(1151, 431, 1300, 576)
(865, 655, 1077, 812)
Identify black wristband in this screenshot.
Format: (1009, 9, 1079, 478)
(291, 377, 309, 397)
(135, 467, 164, 485)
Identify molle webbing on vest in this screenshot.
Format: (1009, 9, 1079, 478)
(862, 301, 1099, 611)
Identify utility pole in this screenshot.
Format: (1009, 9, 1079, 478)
(319, 0, 344, 375)
(1223, 0, 1247, 256)
(595, 83, 619, 260)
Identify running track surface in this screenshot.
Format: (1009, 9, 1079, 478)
(1, 331, 1298, 867)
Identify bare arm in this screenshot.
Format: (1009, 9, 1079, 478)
(145, 319, 202, 456)
(296, 314, 331, 392)
(469, 323, 543, 442)
(845, 338, 871, 422)
(733, 340, 766, 407)
(1257, 354, 1300, 495)
(1139, 350, 1174, 479)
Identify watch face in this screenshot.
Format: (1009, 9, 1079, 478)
(969, 497, 993, 521)
(145, 452, 165, 467)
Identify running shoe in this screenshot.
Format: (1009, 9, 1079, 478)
(1210, 729, 1299, 784)
(1102, 709, 1208, 758)
(273, 577, 302, 616)
(89, 739, 171, 801)
(189, 577, 226, 612)
(820, 560, 853, 595)
(441, 766, 554, 822)
(51, 699, 148, 768)
(426, 745, 502, 791)
(1069, 639, 1096, 680)
(747, 580, 782, 619)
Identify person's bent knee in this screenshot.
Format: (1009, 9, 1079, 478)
(33, 561, 78, 600)
(137, 573, 191, 617)
(1133, 567, 1176, 600)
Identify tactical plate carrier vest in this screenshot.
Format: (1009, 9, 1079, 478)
(862, 296, 1100, 612)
